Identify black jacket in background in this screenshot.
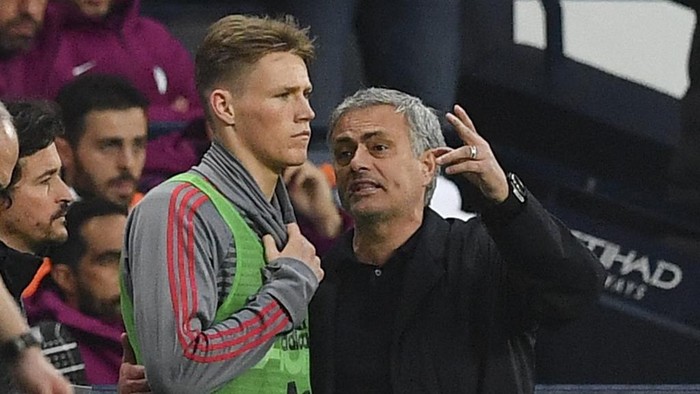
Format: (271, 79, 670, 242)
(310, 193, 605, 393)
(0, 241, 43, 304)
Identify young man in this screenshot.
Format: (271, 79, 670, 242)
(311, 88, 605, 393)
(23, 198, 128, 386)
(55, 74, 148, 209)
(121, 15, 323, 393)
(0, 100, 73, 393)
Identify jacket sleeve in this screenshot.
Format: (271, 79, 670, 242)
(122, 182, 318, 393)
(480, 191, 606, 325)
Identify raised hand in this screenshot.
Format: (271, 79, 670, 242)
(433, 104, 508, 204)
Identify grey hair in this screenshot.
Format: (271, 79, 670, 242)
(328, 87, 446, 205)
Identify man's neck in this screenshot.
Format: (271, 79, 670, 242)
(352, 208, 424, 267)
(216, 133, 279, 201)
(0, 234, 37, 256)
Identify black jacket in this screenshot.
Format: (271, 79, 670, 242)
(0, 241, 42, 304)
(310, 194, 604, 393)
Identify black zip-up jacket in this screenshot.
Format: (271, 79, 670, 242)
(310, 192, 605, 393)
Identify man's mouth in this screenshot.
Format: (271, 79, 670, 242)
(348, 179, 382, 195)
(51, 204, 70, 221)
(9, 19, 38, 38)
(110, 177, 136, 194)
(292, 130, 311, 139)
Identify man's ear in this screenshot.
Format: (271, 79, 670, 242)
(209, 88, 236, 127)
(50, 264, 77, 298)
(421, 150, 438, 187)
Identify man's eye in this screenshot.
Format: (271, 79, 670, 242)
(335, 150, 351, 159)
(101, 143, 119, 151)
(333, 149, 353, 164)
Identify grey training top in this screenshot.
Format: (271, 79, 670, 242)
(122, 143, 319, 393)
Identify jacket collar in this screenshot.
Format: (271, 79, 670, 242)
(311, 208, 450, 393)
(322, 208, 450, 335)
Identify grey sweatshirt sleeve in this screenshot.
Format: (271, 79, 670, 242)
(122, 182, 318, 394)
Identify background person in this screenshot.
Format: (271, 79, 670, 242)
(0, 100, 73, 393)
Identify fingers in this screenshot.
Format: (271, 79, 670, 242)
(430, 147, 453, 159)
(118, 364, 151, 394)
(453, 104, 477, 131)
(440, 157, 481, 176)
(265, 223, 324, 281)
(121, 333, 136, 364)
(286, 222, 301, 237)
(262, 234, 278, 262)
(282, 164, 301, 184)
(446, 104, 483, 147)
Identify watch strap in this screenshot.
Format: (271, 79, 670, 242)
(0, 327, 42, 361)
(482, 172, 528, 225)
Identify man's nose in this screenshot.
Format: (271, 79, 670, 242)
(22, 0, 46, 24)
(296, 96, 315, 122)
(56, 177, 74, 204)
(349, 145, 371, 172)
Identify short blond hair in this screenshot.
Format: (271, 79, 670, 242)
(195, 14, 314, 105)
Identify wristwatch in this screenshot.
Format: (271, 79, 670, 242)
(483, 172, 528, 224)
(0, 327, 42, 361)
(507, 172, 527, 204)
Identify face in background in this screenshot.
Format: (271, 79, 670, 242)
(72, 0, 112, 18)
(74, 213, 124, 320)
(62, 108, 147, 207)
(228, 51, 314, 174)
(0, 124, 19, 189)
(0, 0, 47, 55)
(331, 105, 433, 221)
(0, 143, 73, 254)
(52, 212, 125, 321)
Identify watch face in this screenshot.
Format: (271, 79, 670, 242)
(509, 173, 526, 203)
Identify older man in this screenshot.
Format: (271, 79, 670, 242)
(310, 88, 605, 393)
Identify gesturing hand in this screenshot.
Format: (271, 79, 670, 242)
(433, 104, 508, 204)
